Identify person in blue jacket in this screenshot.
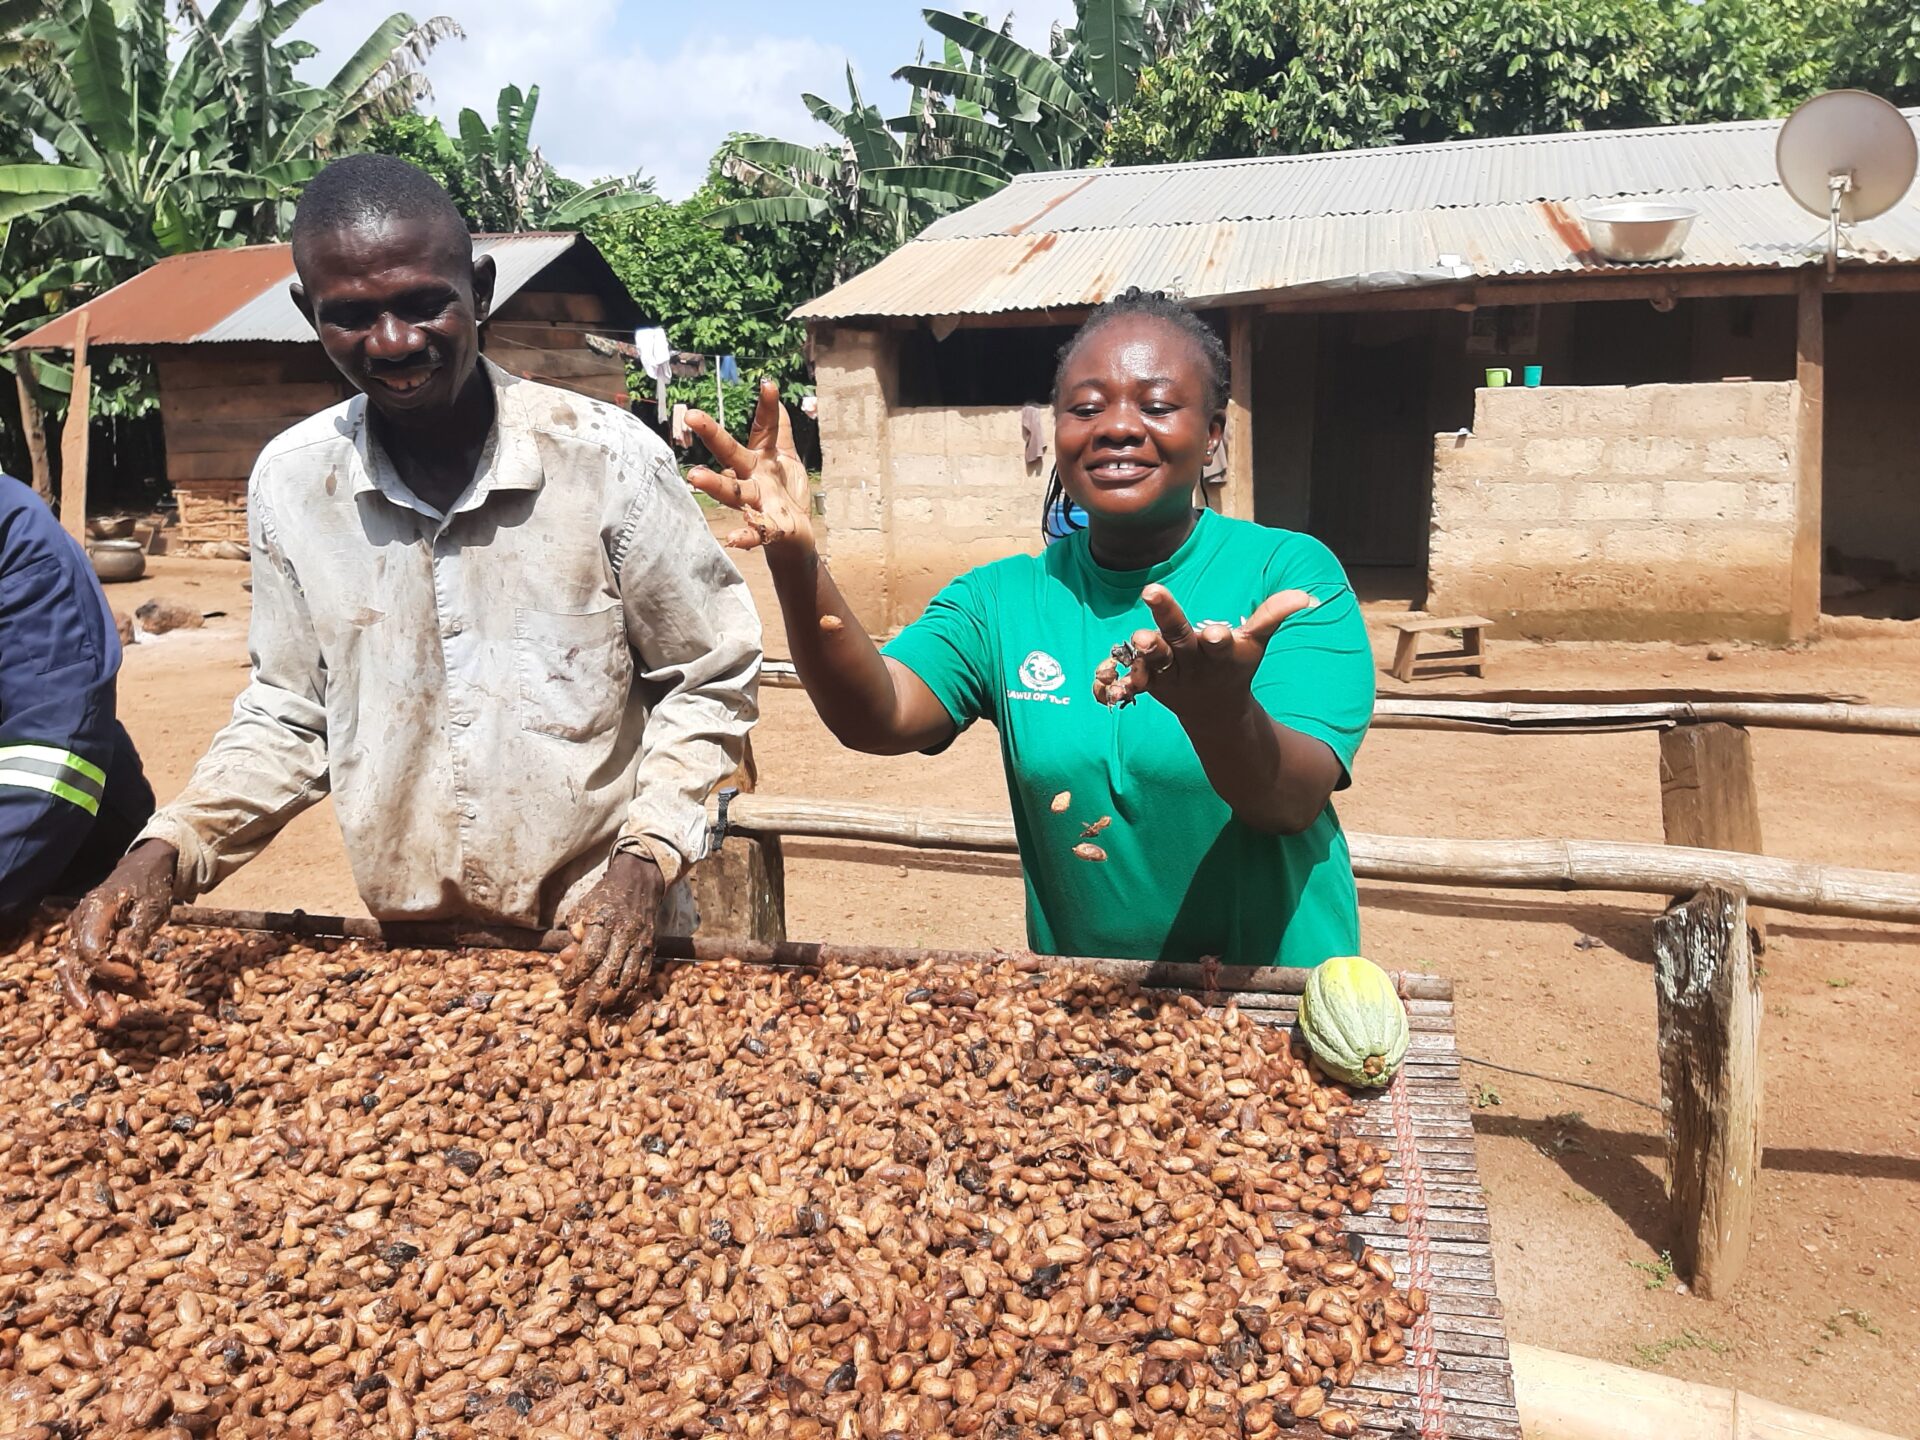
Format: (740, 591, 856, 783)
(0, 473, 155, 940)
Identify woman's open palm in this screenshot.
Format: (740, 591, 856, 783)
(685, 380, 814, 553)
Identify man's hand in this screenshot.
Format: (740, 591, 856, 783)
(560, 851, 665, 1023)
(59, 840, 178, 1026)
(1093, 584, 1319, 717)
(685, 380, 815, 554)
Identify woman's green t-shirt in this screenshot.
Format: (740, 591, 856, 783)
(883, 511, 1375, 968)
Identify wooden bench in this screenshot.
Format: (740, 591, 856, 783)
(1386, 613, 1492, 682)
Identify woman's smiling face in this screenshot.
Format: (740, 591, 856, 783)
(1054, 313, 1225, 532)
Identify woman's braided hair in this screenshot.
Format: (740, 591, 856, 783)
(1041, 287, 1230, 540)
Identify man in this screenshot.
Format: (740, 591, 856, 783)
(64, 155, 760, 1024)
(1, 473, 156, 935)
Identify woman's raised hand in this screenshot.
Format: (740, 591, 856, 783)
(1094, 583, 1319, 715)
(685, 380, 815, 553)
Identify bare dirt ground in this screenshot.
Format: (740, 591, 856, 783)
(106, 548, 1919, 1433)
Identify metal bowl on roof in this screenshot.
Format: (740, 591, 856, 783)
(1581, 200, 1699, 263)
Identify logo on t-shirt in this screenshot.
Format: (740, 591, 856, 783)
(1010, 650, 1071, 705)
(1018, 651, 1065, 692)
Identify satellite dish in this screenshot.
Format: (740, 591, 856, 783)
(1776, 90, 1918, 276)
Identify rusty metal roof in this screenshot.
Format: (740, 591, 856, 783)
(12, 233, 613, 350)
(798, 109, 1920, 320)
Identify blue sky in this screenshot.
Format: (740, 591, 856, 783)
(291, 1, 1079, 199)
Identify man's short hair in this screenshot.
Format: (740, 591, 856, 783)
(291, 153, 470, 264)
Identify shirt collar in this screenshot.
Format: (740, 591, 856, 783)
(347, 357, 546, 522)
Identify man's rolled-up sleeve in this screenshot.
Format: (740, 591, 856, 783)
(608, 452, 762, 883)
(135, 483, 332, 895)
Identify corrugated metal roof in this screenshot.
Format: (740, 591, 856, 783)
(14, 233, 596, 350)
(800, 110, 1920, 319)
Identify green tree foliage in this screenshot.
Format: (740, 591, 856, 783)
(1107, 0, 1920, 165)
(709, 4, 1197, 284)
(707, 65, 998, 288)
(359, 84, 655, 232)
(1, 0, 461, 415)
(587, 171, 821, 441)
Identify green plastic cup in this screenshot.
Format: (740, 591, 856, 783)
(1485, 368, 1511, 387)
(1523, 365, 1544, 387)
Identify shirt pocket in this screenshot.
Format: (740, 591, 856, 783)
(513, 604, 632, 742)
(0, 553, 101, 675)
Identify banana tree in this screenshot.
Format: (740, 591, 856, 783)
(895, 2, 1199, 173)
(450, 84, 656, 230)
(706, 65, 1005, 281)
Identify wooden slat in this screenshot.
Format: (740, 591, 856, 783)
(500, 290, 608, 322)
(1387, 613, 1494, 634)
(489, 320, 620, 349)
(158, 352, 337, 390)
(721, 794, 1920, 923)
(162, 381, 346, 423)
(1276, 984, 1519, 1438)
(169, 449, 260, 482)
(489, 346, 626, 380)
(160, 416, 291, 454)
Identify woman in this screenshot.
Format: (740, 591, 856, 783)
(689, 290, 1374, 967)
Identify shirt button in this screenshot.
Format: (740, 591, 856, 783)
(463, 806, 478, 821)
(453, 714, 473, 728)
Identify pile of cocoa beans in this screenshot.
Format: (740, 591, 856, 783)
(0, 917, 1420, 1439)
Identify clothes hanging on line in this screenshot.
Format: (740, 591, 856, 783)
(670, 403, 692, 447)
(633, 328, 672, 414)
(799, 395, 818, 420)
(1019, 402, 1048, 465)
(717, 355, 741, 384)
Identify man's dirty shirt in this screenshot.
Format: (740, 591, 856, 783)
(137, 359, 762, 926)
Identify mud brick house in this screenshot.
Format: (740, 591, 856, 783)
(12, 232, 641, 545)
(797, 110, 1920, 642)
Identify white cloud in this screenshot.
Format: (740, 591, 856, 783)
(1006, 0, 1081, 51)
(289, 0, 845, 199)
(286, 0, 1094, 200)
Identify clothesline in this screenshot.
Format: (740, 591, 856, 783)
(580, 333, 786, 370)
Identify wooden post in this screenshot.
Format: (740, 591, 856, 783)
(1789, 272, 1824, 641)
(58, 313, 92, 541)
(14, 368, 54, 504)
(691, 737, 788, 943)
(1225, 308, 1255, 521)
(1659, 722, 1767, 948)
(1652, 883, 1762, 1299)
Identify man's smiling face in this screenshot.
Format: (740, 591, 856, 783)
(291, 212, 494, 423)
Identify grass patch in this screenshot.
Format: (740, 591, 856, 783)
(1472, 1083, 1502, 1109)
(1823, 1309, 1883, 1339)
(1632, 1331, 1726, 1367)
(1628, 1251, 1675, 1290)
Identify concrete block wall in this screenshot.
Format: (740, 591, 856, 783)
(814, 328, 898, 628)
(814, 328, 1041, 631)
(1428, 381, 1801, 641)
(886, 406, 1045, 622)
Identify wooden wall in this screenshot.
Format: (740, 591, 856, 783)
(483, 288, 632, 409)
(156, 343, 349, 543)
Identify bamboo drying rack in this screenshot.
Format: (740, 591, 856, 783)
(162, 905, 1521, 1439)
